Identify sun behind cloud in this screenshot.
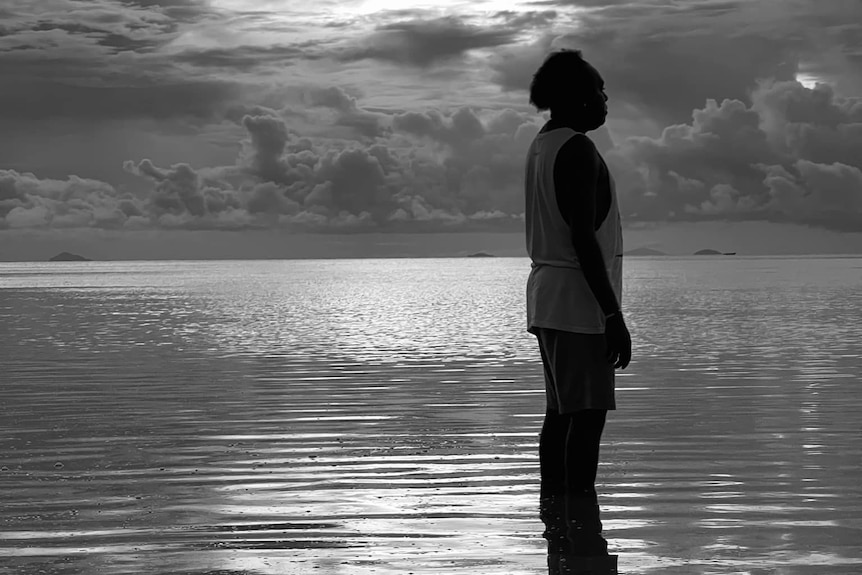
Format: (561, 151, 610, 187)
(795, 72, 821, 89)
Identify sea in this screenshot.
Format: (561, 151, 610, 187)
(0, 256, 860, 575)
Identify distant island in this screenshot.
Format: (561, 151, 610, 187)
(624, 247, 666, 256)
(49, 252, 92, 261)
(466, 252, 495, 257)
(694, 249, 736, 256)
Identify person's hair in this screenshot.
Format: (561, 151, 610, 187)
(529, 49, 595, 112)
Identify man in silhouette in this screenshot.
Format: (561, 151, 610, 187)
(524, 49, 631, 574)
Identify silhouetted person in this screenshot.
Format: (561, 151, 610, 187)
(524, 49, 631, 574)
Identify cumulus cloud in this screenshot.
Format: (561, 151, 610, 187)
(301, 86, 389, 139)
(607, 80, 862, 229)
(238, 114, 293, 183)
(0, 101, 540, 232)
(757, 160, 862, 231)
(4, 75, 860, 233)
(0, 170, 141, 230)
(229, 106, 537, 230)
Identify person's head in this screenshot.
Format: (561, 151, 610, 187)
(529, 49, 608, 131)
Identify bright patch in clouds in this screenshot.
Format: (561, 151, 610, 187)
(795, 73, 821, 89)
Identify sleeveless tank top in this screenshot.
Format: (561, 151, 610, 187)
(525, 127, 623, 334)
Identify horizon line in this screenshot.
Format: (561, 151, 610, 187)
(4, 253, 862, 263)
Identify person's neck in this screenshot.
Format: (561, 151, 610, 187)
(547, 114, 591, 133)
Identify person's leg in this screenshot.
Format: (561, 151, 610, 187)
(565, 408, 607, 494)
(549, 332, 615, 564)
(536, 330, 570, 570)
(540, 409, 571, 573)
(538, 329, 568, 495)
(563, 408, 609, 557)
(539, 331, 615, 566)
(540, 408, 569, 494)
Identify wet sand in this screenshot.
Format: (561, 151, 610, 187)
(2, 258, 861, 574)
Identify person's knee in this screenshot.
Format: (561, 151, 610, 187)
(545, 407, 571, 420)
(586, 408, 607, 425)
(580, 409, 606, 435)
(565, 409, 606, 436)
(560, 407, 603, 419)
(541, 409, 571, 437)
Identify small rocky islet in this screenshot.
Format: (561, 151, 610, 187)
(48, 252, 92, 261)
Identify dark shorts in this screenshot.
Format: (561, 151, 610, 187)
(534, 327, 616, 414)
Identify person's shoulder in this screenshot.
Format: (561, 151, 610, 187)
(557, 132, 599, 164)
(562, 131, 597, 149)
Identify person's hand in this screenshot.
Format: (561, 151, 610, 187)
(605, 313, 631, 369)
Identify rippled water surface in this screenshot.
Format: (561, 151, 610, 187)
(1, 256, 861, 574)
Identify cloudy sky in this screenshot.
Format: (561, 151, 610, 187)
(1, 0, 861, 260)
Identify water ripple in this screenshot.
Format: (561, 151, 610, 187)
(1, 257, 861, 574)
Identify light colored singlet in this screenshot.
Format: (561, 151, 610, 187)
(525, 127, 623, 335)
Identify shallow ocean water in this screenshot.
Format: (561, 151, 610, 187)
(1, 256, 861, 574)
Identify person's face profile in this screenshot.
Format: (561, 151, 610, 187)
(563, 63, 607, 130)
(584, 65, 608, 128)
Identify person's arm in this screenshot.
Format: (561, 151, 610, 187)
(553, 134, 620, 317)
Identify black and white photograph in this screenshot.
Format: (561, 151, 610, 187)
(1, 0, 861, 574)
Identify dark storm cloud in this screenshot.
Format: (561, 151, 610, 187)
(490, 1, 862, 125)
(492, 10, 559, 28)
(492, 28, 798, 125)
(112, 0, 213, 22)
(23, 21, 159, 52)
(1, 2, 184, 55)
(96, 31, 161, 52)
(0, 0, 240, 123)
(0, 80, 242, 121)
(173, 43, 322, 70)
(337, 17, 520, 67)
(586, 32, 798, 124)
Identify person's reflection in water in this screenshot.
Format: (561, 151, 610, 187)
(524, 49, 631, 574)
(539, 426, 619, 574)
